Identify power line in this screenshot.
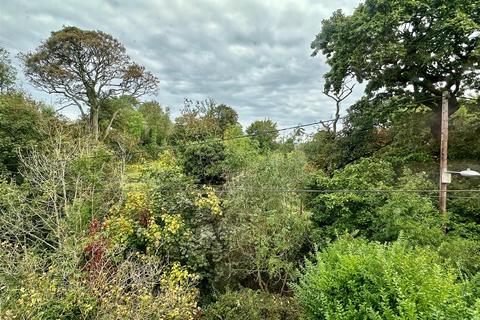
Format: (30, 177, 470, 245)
(1, 94, 477, 169)
(2, 116, 342, 166)
(3, 96, 443, 166)
(49, 185, 480, 194)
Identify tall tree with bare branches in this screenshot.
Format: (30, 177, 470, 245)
(322, 81, 354, 135)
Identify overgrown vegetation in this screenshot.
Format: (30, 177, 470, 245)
(1, 1, 480, 318)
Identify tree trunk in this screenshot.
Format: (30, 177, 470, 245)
(333, 101, 340, 136)
(92, 106, 99, 141)
(85, 86, 100, 141)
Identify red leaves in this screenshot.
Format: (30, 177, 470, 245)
(83, 219, 110, 276)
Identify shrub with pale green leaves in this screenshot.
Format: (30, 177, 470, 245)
(295, 236, 477, 319)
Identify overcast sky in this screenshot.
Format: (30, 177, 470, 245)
(0, 0, 362, 129)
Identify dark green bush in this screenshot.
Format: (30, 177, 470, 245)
(181, 141, 226, 184)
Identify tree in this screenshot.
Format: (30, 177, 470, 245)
(246, 120, 278, 151)
(99, 96, 141, 141)
(21, 26, 159, 140)
(172, 99, 238, 144)
(206, 104, 239, 135)
(312, 0, 480, 138)
(138, 101, 172, 153)
(0, 93, 44, 176)
(171, 99, 219, 144)
(219, 152, 311, 294)
(322, 81, 354, 135)
(0, 48, 16, 93)
(222, 124, 260, 177)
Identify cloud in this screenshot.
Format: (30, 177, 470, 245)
(0, 0, 361, 129)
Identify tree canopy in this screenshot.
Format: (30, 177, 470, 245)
(0, 48, 16, 93)
(21, 26, 159, 140)
(246, 119, 278, 151)
(312, 0, 480, 136)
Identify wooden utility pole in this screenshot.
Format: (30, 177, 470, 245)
(439, 91, 449, 214)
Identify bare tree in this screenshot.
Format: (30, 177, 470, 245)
(322, 82, 355, 135)
(1, 124, 123, 250)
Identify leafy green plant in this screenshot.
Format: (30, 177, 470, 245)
(308, 158, 444, 245)
(295, 236, 475, 320)
(203, 289, 302, 320)
(218, 152, 312, 294)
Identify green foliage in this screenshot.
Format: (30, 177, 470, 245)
(0, 92, 44, 176)
(206, 104, 239, 135)
(449, 103, 480, 160)
(21, 26, 158, 140)
(0, 243, 98, 319)
(295, 236, 475, 320)
(0, 47, 16, 93)
(0, 126, 121, 250)
(305, 98, 479, 173)
(203, 289, 302, 320)
(99, 97, 173, 159)
(338, 98, 436, 166)
(139, 101, 172, 154)
(438, 237, 480, 276)
(308, 158, 394, 241)
(5, 21, 480, 320)
(172, 99, 238, 144)
(218, 152, 312, 293)
(313, 0, 480, 120)
(301, 131, 340, 172)
(100, 96, 143, 138)
(246, 119, 279, 152)
(0, 241, 199, 319)
(372, 171, 443, 245)
(308, 158, 442, 245)
(221, 124, 260, 177)
(172, 100, 241, 183)
(126, 155, 224, 286)
(181, 141, 226, 184)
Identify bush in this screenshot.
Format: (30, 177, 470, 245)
(0, 241, 200, 319)
(218, 152, 311, 293)
(295, 236, 475, 319)
(203, 289, 301, 320)
(181, 141, 226, 184)
(308, 159, 444, 245)
(0, 92, 45, 177)
(438, 237, 480, 276)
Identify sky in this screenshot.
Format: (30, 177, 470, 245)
(0, 0, 362, 129)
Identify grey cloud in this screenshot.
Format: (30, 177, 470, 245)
(0, 0, 362, 129)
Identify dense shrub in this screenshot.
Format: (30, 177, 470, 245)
(0, 242, 200, 319)
(181, 141, 226, 184)
(203, 289, 301, 320)
(295, 236, 477, 320)
(221, 124, 260, 177)
(218, 152, 312, 293)
(308, 158, 443, 245)
(0, 92, 45, 176)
